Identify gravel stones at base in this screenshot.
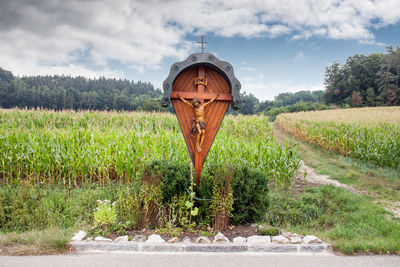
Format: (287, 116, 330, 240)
(303, 235, 322, 244)
(94, 236, 112, 242)
(232, 237, 247, 243)
(70, 232, 331, 254)
(272, 235, 290, 244)
(131, 235, 146, 242)
(213, 232, 230, 243)
(71, 231, 87, 242)
(246, 235, 271, 244)
(289, 236, 303, 244)
(182, 236, 191, 244)
(195, 236, 211, 243)
(114, 235, 129, 242)
(167, 237, 180, 243)
(146, 234, 166, 243)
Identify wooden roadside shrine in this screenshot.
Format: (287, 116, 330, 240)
(160, 46, 242, 185)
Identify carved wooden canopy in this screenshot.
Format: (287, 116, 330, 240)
(160, 53, 242, 110)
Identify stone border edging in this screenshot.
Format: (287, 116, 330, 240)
(70, 241, 332, 253)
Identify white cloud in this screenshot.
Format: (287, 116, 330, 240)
(294, 51, 305, 62)
(0, 0, 399, 78)
(240, 75, 324, 101)
(238, 67, 257, 73)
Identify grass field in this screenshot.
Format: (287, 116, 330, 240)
(276, 107, 400, 169)
(0, 109, 300, 187)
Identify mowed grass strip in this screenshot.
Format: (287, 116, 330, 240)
(0, 227, 74, 255)
(276, 107, 400, 169)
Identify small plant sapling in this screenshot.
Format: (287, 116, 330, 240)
(90, 199, 118, 236)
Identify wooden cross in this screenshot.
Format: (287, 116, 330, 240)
(170, 66, 232, 184)
(197, 35, 208, 53)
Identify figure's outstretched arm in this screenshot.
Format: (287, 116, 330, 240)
(204, 94, 219, 107)
(177, 94, 192, 106)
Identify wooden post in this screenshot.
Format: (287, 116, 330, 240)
(195, 66, 206, 185)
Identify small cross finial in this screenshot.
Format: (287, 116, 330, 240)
(197, 35, 208, 53)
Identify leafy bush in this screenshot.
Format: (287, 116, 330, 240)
(0, 162, 269, 234)
(260, 227, 279, 236)
(94, 200, 117, 227)
(209, 166, 234, 231)
(115, 160, 196, 230)
(142, 159, 191, 204)
(89, 199, 118, 236)
(264, 101, 329, 121)
(230, 165, 270, 224)
(199, 164, 270, 224)
(117, 187, 140, 228)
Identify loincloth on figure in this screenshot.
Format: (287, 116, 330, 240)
(191, 120, 206, 136)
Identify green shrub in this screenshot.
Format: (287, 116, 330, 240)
(209, 166, 234, 231)
(117, 186, 140, 228)
(142, 159, 191, 204)
(199, 164, 270, 224)
(0, 162, 269, 233)
(260, 227, 279, 236)
(94, 200, 117, 227)
(230, 165, 270, 224)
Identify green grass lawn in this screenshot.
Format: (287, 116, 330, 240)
(265, 186, 400, 254)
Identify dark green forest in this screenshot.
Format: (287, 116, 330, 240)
(241, 46, 400, 118)
(0, 69, 165, 112)
(324, 46, 400, 107)
(0, 46, 399, 116)
(0, 66, 323, 116)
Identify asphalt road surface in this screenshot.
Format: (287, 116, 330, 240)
(1, 252, 399, 267)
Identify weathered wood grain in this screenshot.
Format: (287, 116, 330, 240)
(172, 66, 230, 184)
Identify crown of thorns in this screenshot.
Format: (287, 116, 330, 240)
(191, 97, 201, 104)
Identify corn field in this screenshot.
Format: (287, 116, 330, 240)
(0, 109, 300, 186)
(276, 107, 400, 169)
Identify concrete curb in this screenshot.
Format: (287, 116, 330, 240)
(70, 241, 332, 253)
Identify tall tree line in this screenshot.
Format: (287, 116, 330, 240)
(0, 66, 325, 116)
(0, 69, 166, 112)
(226, 90, 326, 120)
(323, 46, 400, 107)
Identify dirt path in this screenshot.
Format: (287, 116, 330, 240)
(297, 154, 400, 219)
(272, 123, 355, 190)
(296, 160, 357, 192)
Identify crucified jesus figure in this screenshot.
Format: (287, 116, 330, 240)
(177, 94, 219, 152)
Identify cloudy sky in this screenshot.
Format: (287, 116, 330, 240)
(1, 0, 400, 100)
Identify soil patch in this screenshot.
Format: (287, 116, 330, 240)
(107, 224, 260, 242)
